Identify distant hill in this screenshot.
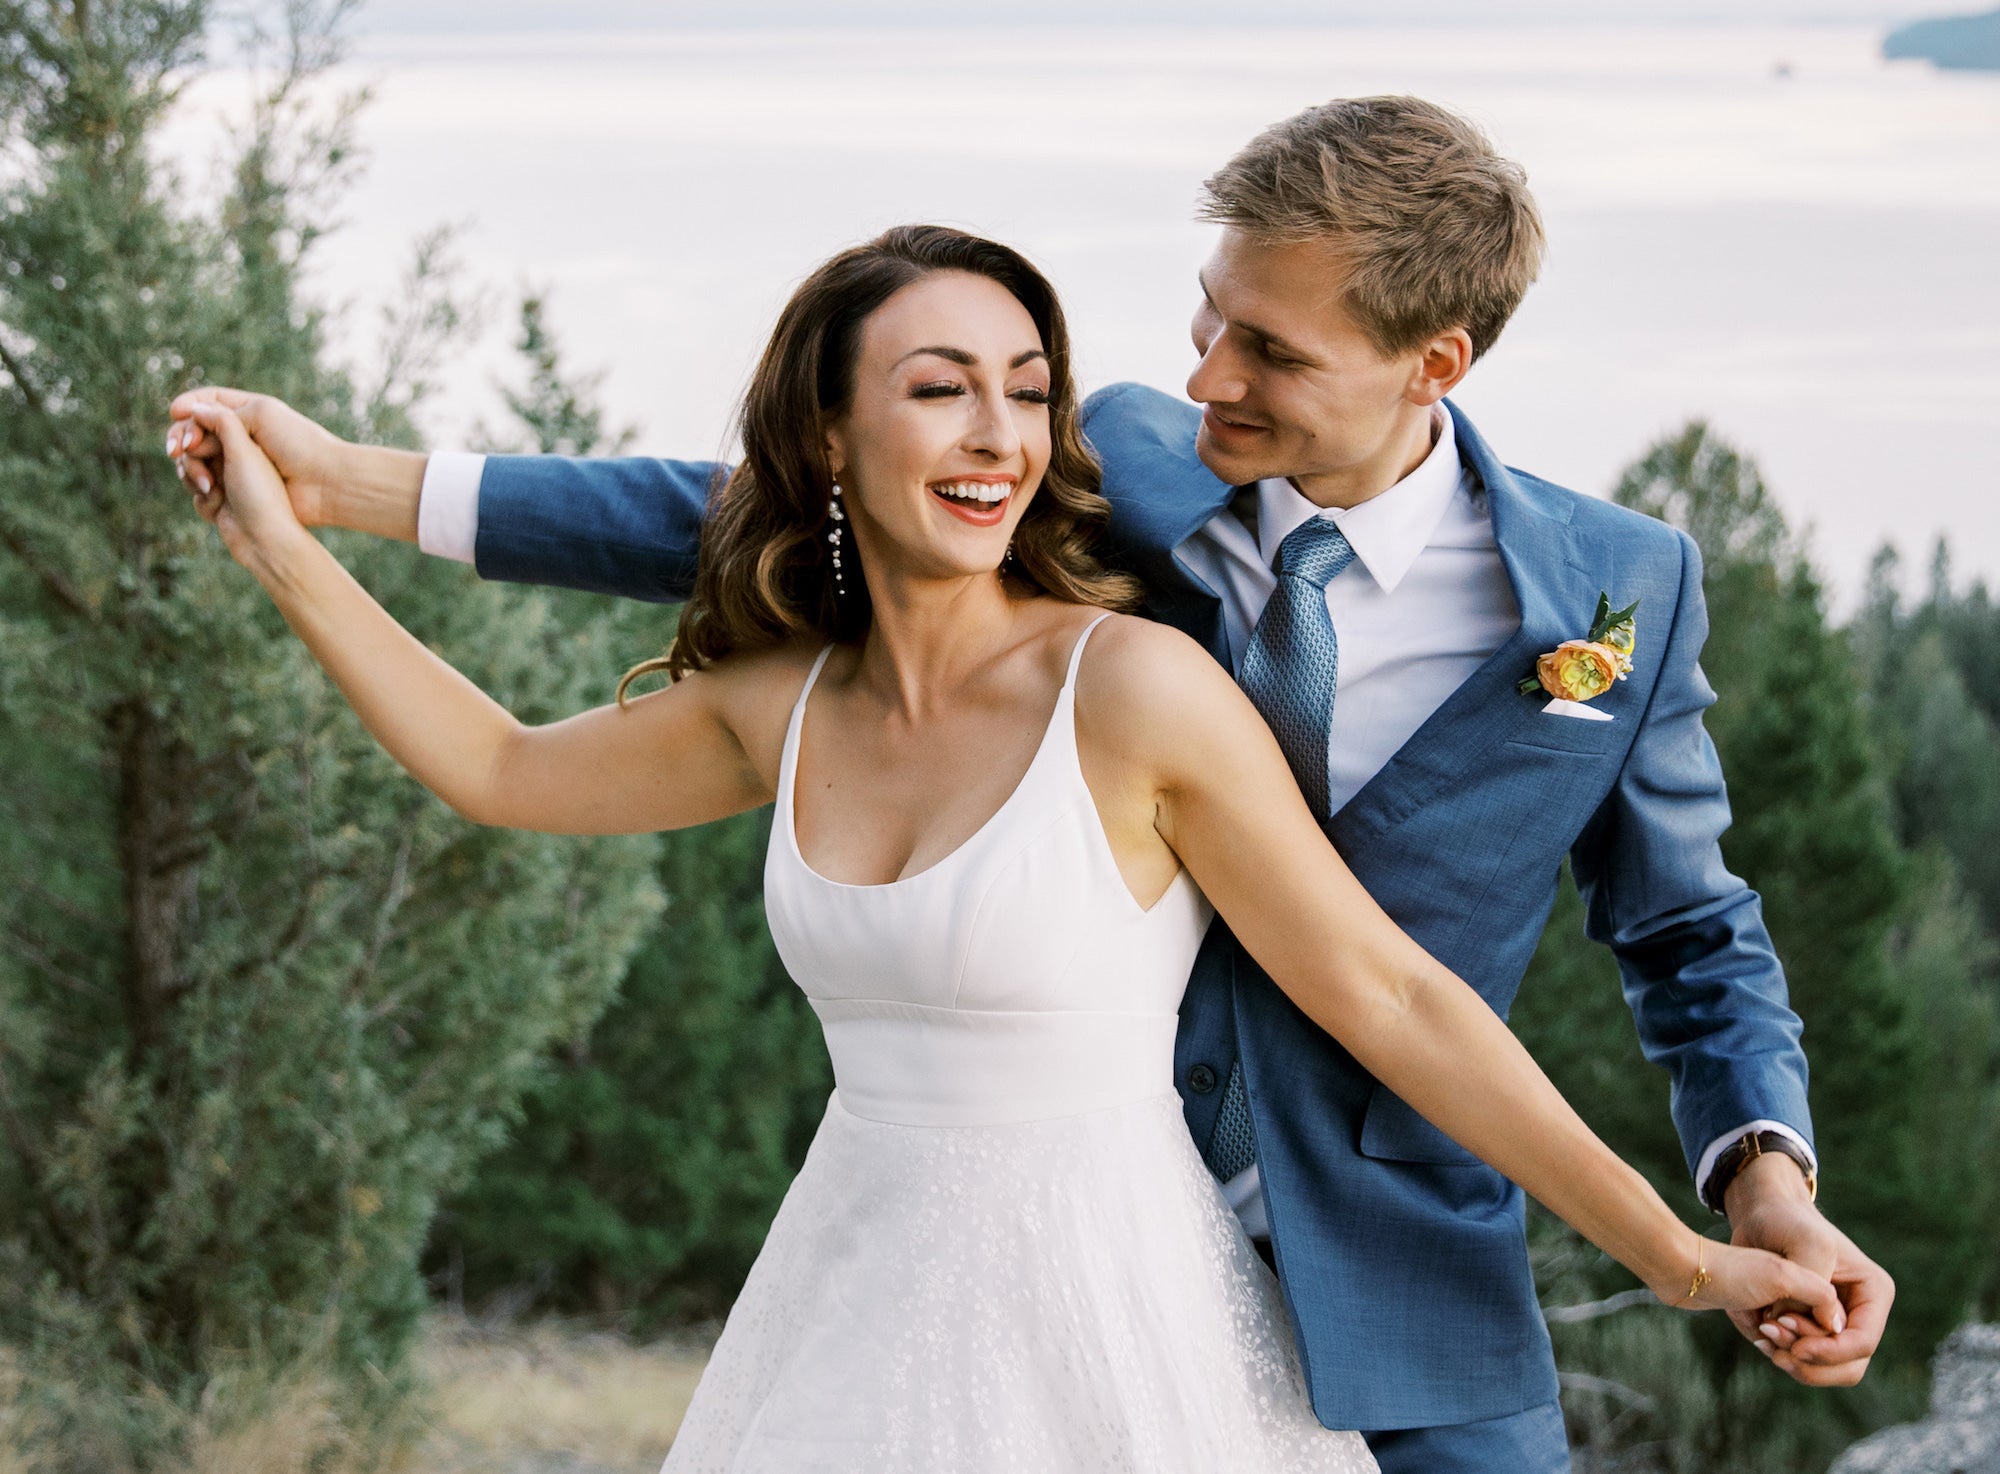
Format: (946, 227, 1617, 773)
(1883, 8, 2000, 69)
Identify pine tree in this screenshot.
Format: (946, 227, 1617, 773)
(428, 297, 833, 1327)
(0, 6, 661, 1463)
(1854, 542, 2000, 935)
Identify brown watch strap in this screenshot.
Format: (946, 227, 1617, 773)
(1704, 1129, 1818, 1214)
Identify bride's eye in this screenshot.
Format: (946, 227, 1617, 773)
(911, 381, 964, 399)
(1011, 387, 1050, 405)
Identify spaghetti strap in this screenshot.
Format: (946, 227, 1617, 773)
(1062, 612, 1117, 694)
(796, 643, 837, 710)
(777, 644, 837, 829)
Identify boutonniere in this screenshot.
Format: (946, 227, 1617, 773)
(1518, 592, 1640, 704)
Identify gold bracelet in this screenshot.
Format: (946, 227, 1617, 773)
(1682, 1235, 1712, 1304)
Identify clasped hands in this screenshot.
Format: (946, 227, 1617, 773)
(1722, 1152, 1892, 1387)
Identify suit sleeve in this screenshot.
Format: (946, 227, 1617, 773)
(473, 455, 729, 604)
(1568, 529, 1814, 1184)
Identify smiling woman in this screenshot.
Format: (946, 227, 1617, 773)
(636, 224, 1141, 687)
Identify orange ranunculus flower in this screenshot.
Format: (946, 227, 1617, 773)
(1536, 640, 1621, 703)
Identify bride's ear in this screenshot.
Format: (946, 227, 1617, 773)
(821, 421, 848, 486)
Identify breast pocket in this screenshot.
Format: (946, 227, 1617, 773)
(1505, 711, 1627, 758)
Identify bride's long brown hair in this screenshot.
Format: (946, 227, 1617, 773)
(618, 225, 1141, 698)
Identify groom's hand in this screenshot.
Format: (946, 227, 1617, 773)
(166, 388, 426, 544)
(1725, 1154, 1893, 1387)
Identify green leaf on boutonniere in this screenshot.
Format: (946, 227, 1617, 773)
(1588, 593, 1640, 645)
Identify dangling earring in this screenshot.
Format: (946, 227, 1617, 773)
(1002, 540, 1015, 572)
(827, 482, 847, 598)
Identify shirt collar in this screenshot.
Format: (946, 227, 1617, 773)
(1255, 407, 1464, 595)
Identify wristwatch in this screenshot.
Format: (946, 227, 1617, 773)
(1704, 1129, 1818, 1215)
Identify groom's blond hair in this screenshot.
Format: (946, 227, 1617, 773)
(1200, 96, 1544, 363)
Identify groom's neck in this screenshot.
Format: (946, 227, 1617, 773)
(1287, 406, 1443, 513)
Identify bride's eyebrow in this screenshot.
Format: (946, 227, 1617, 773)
(894, 347, 1049, 370)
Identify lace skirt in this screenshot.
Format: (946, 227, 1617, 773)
(661, 1091, 1375, 1474)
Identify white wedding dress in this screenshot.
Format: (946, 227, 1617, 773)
(661, 615, 1376, 1473)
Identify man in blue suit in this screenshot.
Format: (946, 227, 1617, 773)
(171, 95, 1890, 1471)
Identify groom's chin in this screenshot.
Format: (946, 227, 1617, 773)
(1194, 422, 1272, 489)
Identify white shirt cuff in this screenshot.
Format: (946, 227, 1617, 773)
(416, 451, 486, 565)
(1696, 1119, 1817, 1210)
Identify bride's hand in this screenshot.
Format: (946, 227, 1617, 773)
(183, 401, 316, 576)
(1655, 1232, 1845, 1334)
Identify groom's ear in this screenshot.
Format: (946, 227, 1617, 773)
(1405, 326, 1475, 407)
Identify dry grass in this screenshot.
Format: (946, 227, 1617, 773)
(407, 1316, 711, 1474)
(0, 1317, 712, 1474)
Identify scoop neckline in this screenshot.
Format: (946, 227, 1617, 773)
(783, 657, 1073, 892)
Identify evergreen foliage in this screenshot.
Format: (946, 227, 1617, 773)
(1513, 423, 2000, 1472)
(1855, 542, 2000, 935)
(0, 5, 662, 1464)
(426, 297, 832, 1327)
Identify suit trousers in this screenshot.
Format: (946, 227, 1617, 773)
(1361, 1400, 1570, 1474)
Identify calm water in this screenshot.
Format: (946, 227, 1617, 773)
(165, 23, 2000, 598)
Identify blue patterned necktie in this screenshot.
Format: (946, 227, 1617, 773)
(1202, 514, 1355, 1185)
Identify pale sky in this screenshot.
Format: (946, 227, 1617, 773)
(353, 0, 1978, 31)
(168, 12, 1996, 601)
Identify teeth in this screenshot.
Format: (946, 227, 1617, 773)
(933, 481, 1012, 504)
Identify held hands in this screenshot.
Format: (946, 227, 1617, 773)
(167, 387, 350, 528)
(175, 401, 315, 576)
(1726, 1155, 1895, 1387)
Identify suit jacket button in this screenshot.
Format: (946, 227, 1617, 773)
(1188, 1064, 1218, 1095)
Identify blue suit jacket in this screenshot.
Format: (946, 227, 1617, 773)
(471, 386, 1813, 1431)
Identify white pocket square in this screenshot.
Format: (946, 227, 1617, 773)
(1543, 699, 1615, 722)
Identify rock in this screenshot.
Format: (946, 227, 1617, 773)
(1832, 1325, 2000, 1474)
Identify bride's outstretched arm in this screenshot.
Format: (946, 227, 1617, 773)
(1082, 616, 1842, 1326)
(180, 402, 772, 835)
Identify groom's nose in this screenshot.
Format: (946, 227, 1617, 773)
(1186, 337, 1249, 409)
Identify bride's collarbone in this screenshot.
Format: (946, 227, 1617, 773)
(793, 675, 1059, 887)
(790, 634, 1174, 903)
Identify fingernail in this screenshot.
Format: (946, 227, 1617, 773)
(1779, 1317, 1800, 1333)
(1834, 1309, 1846, 1335)
(195, 471, 211, 494)
(1754, 1340, 1774, 1357)
(1758, 1323, 1782, 1342)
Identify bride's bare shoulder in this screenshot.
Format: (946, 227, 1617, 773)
(660, 636, 834, 760)
(1071, 613, 1249, 749)
(1077, 612, 1233, 699)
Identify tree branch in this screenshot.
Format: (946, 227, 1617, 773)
(0, 334, 46, 418)
(1543, 1287, 1659, 1324)
(1557, 1370, 1657, 1412)
(0, 521, 92, 618)
(4, 923, 102, 998)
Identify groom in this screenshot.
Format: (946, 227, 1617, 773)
(171, 96, 1890, 1472)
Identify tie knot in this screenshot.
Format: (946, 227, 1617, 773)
(1273, 516, 1355, 589)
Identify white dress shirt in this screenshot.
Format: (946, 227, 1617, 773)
(413, 423, 1815, 1223)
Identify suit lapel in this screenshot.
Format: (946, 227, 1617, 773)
(1331, 402, 1602, 837)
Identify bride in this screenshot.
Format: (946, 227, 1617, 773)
(177, 225, 1836, 1473)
